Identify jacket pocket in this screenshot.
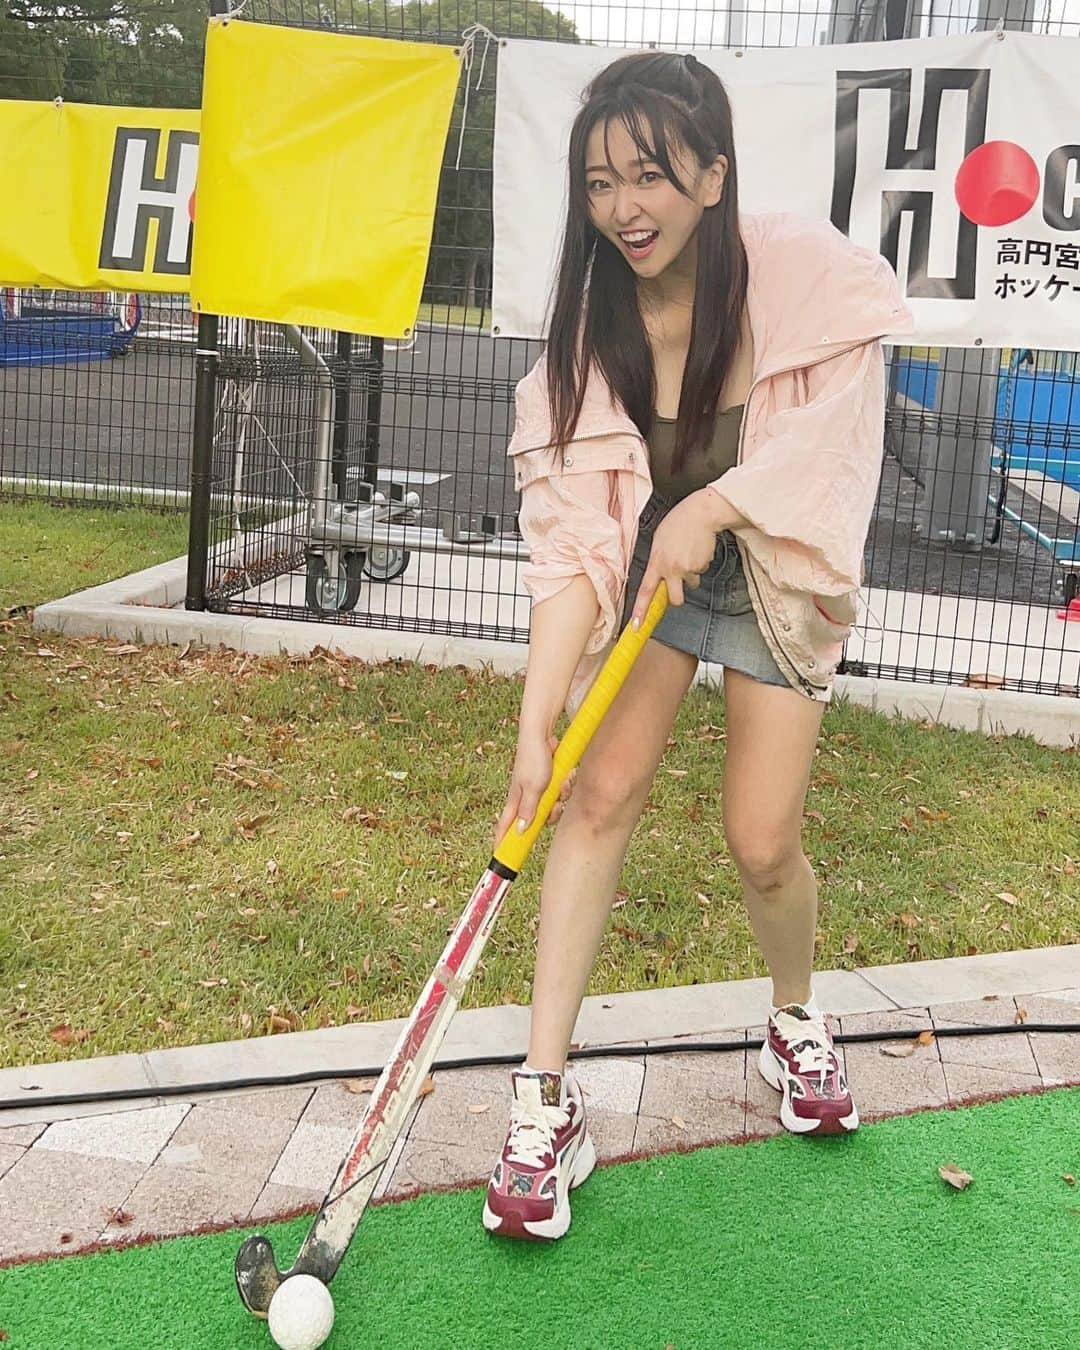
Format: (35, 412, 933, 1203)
(810, 590, 858, 632)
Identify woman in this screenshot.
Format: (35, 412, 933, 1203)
(482, 51, 913, 1242)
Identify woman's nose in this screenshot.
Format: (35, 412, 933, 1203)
(611, 185, 645, 225)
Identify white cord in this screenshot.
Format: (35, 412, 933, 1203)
(852, 591, 885, 648)
(455, 24, 500, 171)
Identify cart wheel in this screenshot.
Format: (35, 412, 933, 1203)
(1065, 572, 1078, 607)
(305, 551, 365, 613)
(362, 546, 411, 582)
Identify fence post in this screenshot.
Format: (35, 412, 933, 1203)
(916, 0, 1035, 545)
(184, 312, 219, 609)
(332, 330, 352, 499)
(185, 0, 228, 612)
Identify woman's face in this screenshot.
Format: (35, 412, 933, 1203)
(584, 117, 726, 288)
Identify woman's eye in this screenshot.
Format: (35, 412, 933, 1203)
(586, 179, 608, 193)
(641, 171, 662, 183)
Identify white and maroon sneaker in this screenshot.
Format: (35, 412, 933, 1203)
(757, 1004, 859, 1136)
(481, 1068, 596, 1241)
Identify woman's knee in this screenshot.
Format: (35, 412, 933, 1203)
(724, 818, 805, 890)
(565, 757, 652, 835)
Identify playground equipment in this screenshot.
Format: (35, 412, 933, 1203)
(893, 346, 1080, 606)
(0, 288, 141, 366)
(208, 321, 522, 616)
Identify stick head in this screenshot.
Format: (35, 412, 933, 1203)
(235, 1233, 284, 1317)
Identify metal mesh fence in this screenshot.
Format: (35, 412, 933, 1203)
(2, 0, 1079, 695)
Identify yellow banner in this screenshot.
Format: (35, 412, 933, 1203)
(190, 20, 461, 338)
(0, 100, 200, 293)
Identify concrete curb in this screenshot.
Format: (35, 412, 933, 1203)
(32, 554, 1080, 747)
(2, 945, 1077, 1127)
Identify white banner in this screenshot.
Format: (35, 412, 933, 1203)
(492, 31, 1080, 350)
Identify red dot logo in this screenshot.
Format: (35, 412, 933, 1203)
(955, 141, 1040, 227)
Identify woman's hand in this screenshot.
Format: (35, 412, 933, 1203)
(492, 727, 575, 851)
(631, 487, 729, 624)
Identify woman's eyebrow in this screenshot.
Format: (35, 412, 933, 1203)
(584, 156, 658, 175)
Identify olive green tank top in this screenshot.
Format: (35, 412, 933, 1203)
(647, 404, 744, 504)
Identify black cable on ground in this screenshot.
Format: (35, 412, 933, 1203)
(3, 1020, 1077, 1114)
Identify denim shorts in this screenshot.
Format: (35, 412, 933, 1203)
(620, 491, 790, 689)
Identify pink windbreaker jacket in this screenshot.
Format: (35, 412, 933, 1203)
(506, 211, 916, 714)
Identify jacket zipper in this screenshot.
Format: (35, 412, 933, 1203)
(731, 341, 867, 696)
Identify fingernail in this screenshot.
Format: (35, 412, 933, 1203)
(631, 617, 640, 631)
(516, 818, 527, 833)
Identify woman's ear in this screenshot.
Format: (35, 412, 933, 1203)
(703, 154, 728, 208)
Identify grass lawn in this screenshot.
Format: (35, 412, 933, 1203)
(415, 301, 488, 330)
(0, 499, 189, 614)
(1, 500, 1077, 1068)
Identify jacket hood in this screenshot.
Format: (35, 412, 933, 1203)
(739, 211, 915, 377)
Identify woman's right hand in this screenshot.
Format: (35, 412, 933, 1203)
(491, 727, 575, 851)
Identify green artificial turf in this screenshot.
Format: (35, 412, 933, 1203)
(1, 1088, 1078, 1349)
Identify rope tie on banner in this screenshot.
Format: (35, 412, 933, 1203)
(455, 23, 500, 171)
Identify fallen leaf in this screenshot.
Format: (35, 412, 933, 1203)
(59, 1234, 73, 1245)
(995, 891, 1020, 907)
(235, 812, 272, 836)
(1063, 1174, 1076, 1186)
(467, 1104, 491, 1115)
(880, 1041, 918, 1058)
(105, 644, 140, 656)
(35, 647, 58, 658)
(962, 673, 1004, 689)
(48, 1025, 91, 1047)
(917, 1030, 936, 1046)
(342, 1078, 377, 1094)
(843, 932, 859, 954)
(671, 1115, 687, 1131)
(107, 1208, 135, 1227)
(267, 1014, 293, 1033)
(666, 768, 688, 778)
(939, 1162, 973, 1190)
(418, 1076, 436, 1098)
(1015, 1007, 1028, 1024)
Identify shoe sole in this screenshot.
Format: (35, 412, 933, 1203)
(482, 1131, 597, 1242)
(758, 1042, 860, 1135)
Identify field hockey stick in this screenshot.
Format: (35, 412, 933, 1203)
(235, 580, 670, 1316)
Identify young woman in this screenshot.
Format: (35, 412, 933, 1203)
(482, 51, 913, 1242)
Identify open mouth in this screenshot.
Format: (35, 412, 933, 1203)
(620, 230, 659, 259)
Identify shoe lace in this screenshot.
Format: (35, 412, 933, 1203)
(776, 1015, 836, 1086)
(505, 1101, 570, 1168)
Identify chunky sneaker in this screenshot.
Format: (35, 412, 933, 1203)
(757, 1004, 859, 1136)
(481, 1068, 596, 1241)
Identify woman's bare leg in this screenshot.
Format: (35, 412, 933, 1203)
(720, 668, 826, 1008)
(526, 639, 698, 1072)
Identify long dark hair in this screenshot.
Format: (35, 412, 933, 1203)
(544, 51, 748, 475)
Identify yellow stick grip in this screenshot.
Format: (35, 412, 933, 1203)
(493, 581, 669, 873)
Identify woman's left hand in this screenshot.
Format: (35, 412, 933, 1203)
(631, 487, 730, 624)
